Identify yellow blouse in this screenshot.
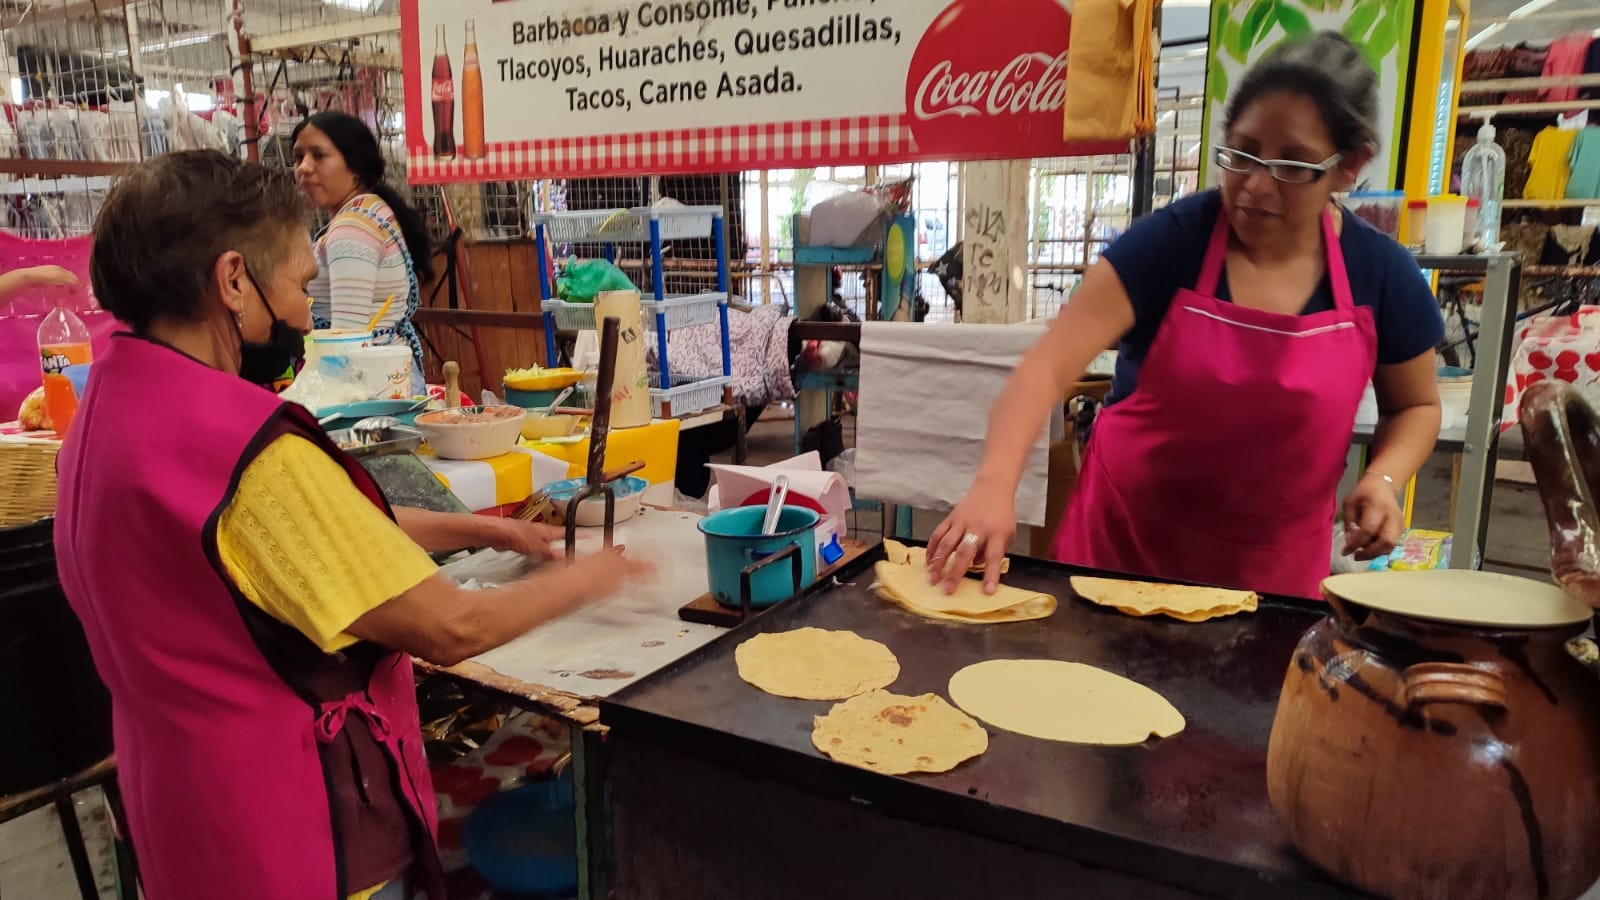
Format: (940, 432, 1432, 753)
(216, 434, 436, 653)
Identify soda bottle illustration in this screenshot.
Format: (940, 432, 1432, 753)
(431, 24, 456, 159)
(462, 20, 485, 160)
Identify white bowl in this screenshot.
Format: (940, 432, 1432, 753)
(545, 475, 648, 526)
(415, 406, 527, 460)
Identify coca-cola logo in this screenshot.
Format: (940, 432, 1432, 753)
(431, 78, 453, 102)
(912, 52, 1066, 121)
(905, 0, 1078, 155)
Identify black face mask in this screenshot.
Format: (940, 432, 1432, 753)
(235, 267, 306, 387)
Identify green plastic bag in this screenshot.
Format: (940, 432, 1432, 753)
(556, 258, 636, 302)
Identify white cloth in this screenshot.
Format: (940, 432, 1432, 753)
(854, 322, 1057, 526)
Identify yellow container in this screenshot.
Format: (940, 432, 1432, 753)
(503, 367, 583, 392)
(521, 417, 680, 485)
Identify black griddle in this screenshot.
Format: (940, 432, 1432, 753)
(601, 546, 1368, 899)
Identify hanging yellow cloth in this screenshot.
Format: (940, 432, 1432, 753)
(1063, 0, 1158, 142)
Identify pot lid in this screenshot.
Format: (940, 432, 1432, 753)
(1322, 570, 1593, 629)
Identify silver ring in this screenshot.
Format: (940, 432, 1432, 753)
(959, 532, 980, 549)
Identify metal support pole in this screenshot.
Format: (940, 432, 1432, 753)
(1449, 254, 1521, 569)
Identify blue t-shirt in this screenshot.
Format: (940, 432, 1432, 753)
(1100, 190, 1445, 405)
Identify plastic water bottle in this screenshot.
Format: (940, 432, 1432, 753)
(38, 304, 92, 436)
(1460, 113, 1505, 251)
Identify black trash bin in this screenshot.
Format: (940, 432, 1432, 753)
(0, 517, 113, 796)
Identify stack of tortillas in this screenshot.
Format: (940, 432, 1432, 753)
(874, 545, 1053, 624)
(736, 628, 900, 700)
(812, 689, 988, 774)
(1070, 576, 1258, 623)
(949, 659, 1185, 746)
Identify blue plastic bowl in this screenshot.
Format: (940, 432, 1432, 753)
(464, 774, 577, 896)
(503, 386, 565, 409)
(543, 474, 648, 503)
(315, 399, 425, 430)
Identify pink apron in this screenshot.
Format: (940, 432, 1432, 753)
(1055, 209, 1377, 599)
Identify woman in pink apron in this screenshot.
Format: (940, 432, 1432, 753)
(929, 31, 1444, 600)
(56, 152, 651, 900)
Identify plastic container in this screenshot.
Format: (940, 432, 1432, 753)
(37, 305, 92, 437)
(1425, 195, 1468, 255)
(699, 505, 819, 609)
(1460, 113, 1505, 250)
(1347, 191, 1404, 240)
(1437, 367, 1473, 430)
(464, 772, 578, 896)
(348, 345, 413, 400)
(1463, 199, 1482, 253)
(649, 373, 730, 418)
(531, 206, 718, 244)
(543, 292, 726, 332)
(1405, 200, 1428, 252)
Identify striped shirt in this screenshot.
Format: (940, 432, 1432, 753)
(309, 194, 414, 336)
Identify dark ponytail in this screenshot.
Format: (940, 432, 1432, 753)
(292, 111, 437, 283)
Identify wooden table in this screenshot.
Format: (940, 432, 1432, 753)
(416, 506, 736, 897)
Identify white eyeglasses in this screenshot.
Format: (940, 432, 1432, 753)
(1215, 147, 1342, 184)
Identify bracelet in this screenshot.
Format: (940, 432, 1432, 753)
(1363, 470, 1397, 490)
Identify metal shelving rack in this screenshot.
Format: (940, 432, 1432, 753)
(533, 205, 733, 418)
(1349, 252, 1521, 571)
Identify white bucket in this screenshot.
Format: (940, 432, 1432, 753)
(306, 329, 372, 374)
(1437, 373, 1473, 430)
(349, 345, 414, 399)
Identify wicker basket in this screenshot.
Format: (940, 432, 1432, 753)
(0, 438, 60, 528)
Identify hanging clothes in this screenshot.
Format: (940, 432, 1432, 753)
(1526, 126, 1579, 200)
(1581, 38, 1600, 102)
(1569, 128, 1600, 200)
(1503, 42, 1552, 105)
(1539, 33, 1595, 104)
(1062, 0, 1156, 141)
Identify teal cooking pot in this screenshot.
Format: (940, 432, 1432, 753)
(698, 506, 819, 611)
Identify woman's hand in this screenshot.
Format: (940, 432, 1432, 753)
(484, 519, 567, 560)
(22, 265, 79, 288)
(926, 482, 1017, 594)
(1340, 473, 1404, 561)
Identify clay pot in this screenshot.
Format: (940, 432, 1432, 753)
(1266, 593, 1600, 900)
(1520, 382, 1600, 611)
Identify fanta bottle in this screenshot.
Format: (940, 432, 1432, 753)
(38, 304, 92, 436)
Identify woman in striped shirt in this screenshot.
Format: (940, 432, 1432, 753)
(292, 112, 434, 395)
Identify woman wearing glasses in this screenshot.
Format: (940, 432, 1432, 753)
(928, 31, 1444, 600)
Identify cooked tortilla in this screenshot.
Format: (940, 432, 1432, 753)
(811, 690, 988, 774)
(1070, 576, 1258, 622)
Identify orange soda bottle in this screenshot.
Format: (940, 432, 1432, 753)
(462, 20, 485, 160)
(38, 304, 92, 437)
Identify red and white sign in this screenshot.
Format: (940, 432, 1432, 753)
(399, 0, 1125, 184)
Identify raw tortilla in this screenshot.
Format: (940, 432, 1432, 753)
(875, 561, 1054, 618)
(735, 628, 900, 700)
(811, 690, 988, 774)
(1070, 576, 1258, 622)
(948, 659, 1185, 745)
(884, 538, 1010, 574)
